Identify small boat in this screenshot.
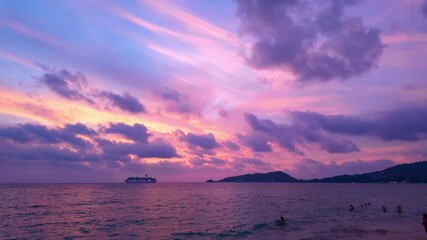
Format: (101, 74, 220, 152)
(125, 174, 157, 183)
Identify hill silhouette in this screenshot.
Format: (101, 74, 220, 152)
(309, 161, 427, 183)
(215, 171, 298, 183)
(207, 161, 427, 183)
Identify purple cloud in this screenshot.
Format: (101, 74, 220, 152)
(239, 157, 270, 166)
(237, 132, 272, 152)
(235, 0, 384, 82)
(289, 159, 396, 179)
(180, 132, 219, 150)
(223, 140, 241, 151)
(0, 123, 93, 148)
(64, 123, 96, 135)
(242, 113, 359, 155)
(317, 137, 359, 153)
(190, 157, 227, 167)
(232, 157, 273, 171)
(0, 142, 95, 166)
(105, 123, 150, 143)
(39, 66, 146, 114)
(154, 87, 181, 101)
(99, 139, 179, 159)
(153, 87, 196, 114)
(291, 105, 427, 141)
(39, 69, 93, 103)
(244, 113, 277, 133)
(100, 91, 146, 113)
(0, 122, 179, 175)
(422, 0, 427, 17)
(125, 160, 190, 175)
(241, 104, 427, 155)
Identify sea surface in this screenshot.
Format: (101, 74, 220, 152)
(0, 183, 426, 240)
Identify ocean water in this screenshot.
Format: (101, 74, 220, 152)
(0, 183, 426, 240)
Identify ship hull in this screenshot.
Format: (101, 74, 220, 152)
(125, 176, 157, 183)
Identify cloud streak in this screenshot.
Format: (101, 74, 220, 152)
(105, 123, 150, 143)
(153, 87, 196, 114)
(241, 112, 359, 155)
(39, 67, 146, 114)
(180, 132, 219, 150)
(239, 104, 427, 156)
(39, 69, 93, 104)
(99, 91, 146, 113)
(291, 105, 427, 141)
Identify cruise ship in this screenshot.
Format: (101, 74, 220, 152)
(125, 174, 157, 183)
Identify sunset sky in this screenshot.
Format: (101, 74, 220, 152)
(1, 0, 427, 182)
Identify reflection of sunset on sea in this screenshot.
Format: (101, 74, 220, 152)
(1, 0, 427, 183)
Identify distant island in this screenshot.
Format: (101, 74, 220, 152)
(207, 161, 427, 183)
(209, 171, 298, 183)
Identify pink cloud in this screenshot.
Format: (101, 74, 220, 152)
(0, 18, 72, 50)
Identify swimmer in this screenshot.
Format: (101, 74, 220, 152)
(276, 216, 285, 226)
(350, 204, 354, 212)
(382, 206, 387, 212)
(397, 205, 402, 213)
(422, 213, 427, 234)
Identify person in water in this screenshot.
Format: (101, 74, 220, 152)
(276, 216, 285, 226)
(422, 214, 427, 233)
(382, 206, 387, 212)
(350, 205, 354, 212)
(397, 205, 402, 213)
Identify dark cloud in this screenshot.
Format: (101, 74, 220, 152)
(100, 91, 146, 113)
(180, 132, 219, 150)
(0, 124, 93, 149)
(133, 160, 190, 175)
(209, 158, 228, 166)
(239, 157, 270, 166)
(99, 138, 179, 159)
(0, 142, 95, 166)
(153, 87, 196, 114)
(0, 122, 179, 175)
(39, 69, 93, 103)
(235, 0, 384, 82)
(237, 132, 272, 152)
(242, 113, 359, 155)
(105, 123, 150, 143)
(155, 87, 181, 101)
(223, 140, 241, 151)
(244, 113, 277, 133)
(291, 105, 427, 141)
(232, 157, 273, 171)
(38, 66, 146, 114)
(64, 123, 96, 136)
(422, 0, 427, 17)
(289, 159, 396, 179)
(190, 157, 227, 167)
(242, 113, 300, 154)
(317, 137, 359, 153)
(240, 104, 427, 155)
